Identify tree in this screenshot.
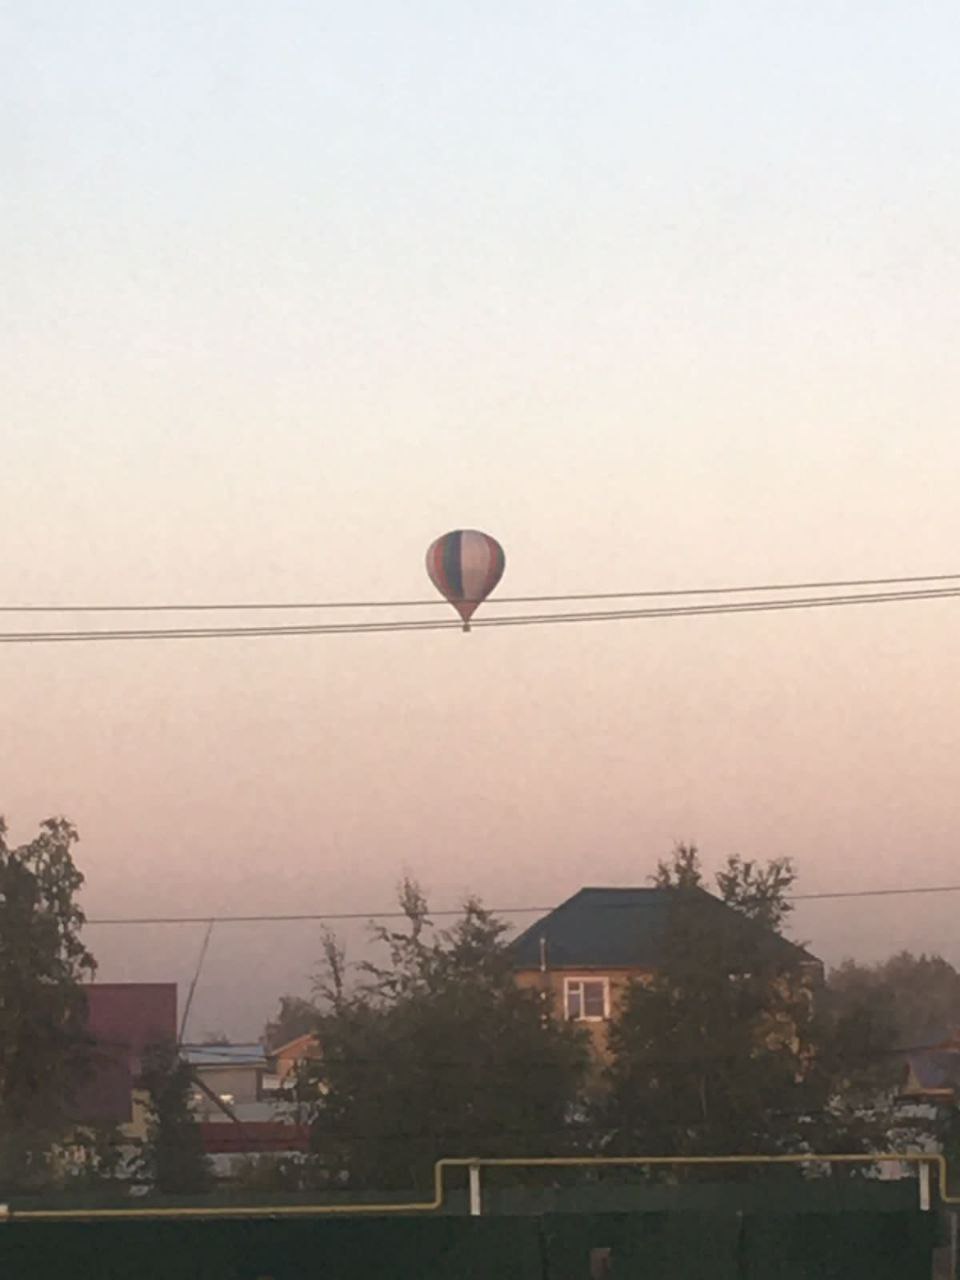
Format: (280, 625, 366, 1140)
(0, 817, 96, 1190)
(604, 845, 817, 1158)
(653, 842, 797, 932)
(263, 995, 320, 1050)
(137, 1042, 212, 1195)
(821, 952, 960, 1162)
(605, 845, 909, 1163)
(307, 881, 588, 1190)
(829, 952, 960, 1050)
(714, 853, 796, 934)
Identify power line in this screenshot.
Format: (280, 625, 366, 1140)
(4, 570, 960, 614)
(4, 583, 960, 644)
(83, 881, 960, 927)
(479, 586, 960, 628)
(84, 907, 544, 926)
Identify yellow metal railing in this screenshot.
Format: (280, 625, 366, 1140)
(3, 1152, 957, 1221)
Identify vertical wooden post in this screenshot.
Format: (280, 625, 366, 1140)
(469, 1163, 482, 1217)
(919, 1161, 931, 1212)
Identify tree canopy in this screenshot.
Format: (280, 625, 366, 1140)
(263, 995, 320, 1050)
(829, 952, 960, 1050)
(0, 817, 96, 1190)
(602, 843, 901, 1160)
(603, 844, 819, 1156)
(307, 881, 588, 1190)
(136, 1041, 213, 1195)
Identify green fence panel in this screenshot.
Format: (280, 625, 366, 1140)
(0, 1217, 545, 1280)
(542, 1212, 742, 1279)
(741, 1211, 935, 1280)
(0, 1209, 938, 1279)
(483, 1176, 918, 1217)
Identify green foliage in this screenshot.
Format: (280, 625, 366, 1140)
(0, 816, 96, 1190)
(651, 842, 705, 891)
(820, 964, 902, 1094)
(308, 881, 588, 1190)
(829, 952, 960, 1049)
(820, 952, 960, 1156)
(714, 854, 796, 934)
(602, 843, 896, 1160)
(604, 847, 814, 1156)
(653, 843, 797, 932)
(230, 1153, 316, 1192)
(64, 1126, 135, 1188)
(137, 1042, 213, 1195)
(264, 995, 320, 1050)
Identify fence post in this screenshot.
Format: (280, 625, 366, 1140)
(469, 1163, 482, 1217)
(919, 1162, 931, 1213)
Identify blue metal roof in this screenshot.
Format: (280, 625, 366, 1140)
(509, 886, 818, 970)
(183, 1043, 267, 1068)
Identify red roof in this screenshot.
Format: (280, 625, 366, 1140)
(75, 984, 178, 1125)
(199, 1121, 310, 1155)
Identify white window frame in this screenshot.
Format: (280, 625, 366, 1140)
(563, 976, 611, 1022)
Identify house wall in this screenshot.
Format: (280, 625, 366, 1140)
(514, 966, 653, 1060)
(274, 1037, 322, 1083)
(76, 983, 178, 1127)
(195, 1065, 262, 1106)
(123, 1089, 152, 1142)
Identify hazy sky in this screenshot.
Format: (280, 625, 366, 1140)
(4, 2, 960, 1036)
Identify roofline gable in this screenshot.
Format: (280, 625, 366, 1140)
(508, 884, 820, 970)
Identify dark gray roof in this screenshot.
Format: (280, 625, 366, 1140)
(509, 886, 819, 971)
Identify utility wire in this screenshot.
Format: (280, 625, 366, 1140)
(4, 583, 960, 644)
(4, 570, 960, 614)
(84, 881, 960, 926)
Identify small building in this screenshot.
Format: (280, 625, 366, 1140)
(510, 886, 821, 1057)
(185, 1042, 313, 1170)
(269, 1033, 323, 1089)
(76, 983, 178, 1139)
(901, 1033, 960, 1105)
(184, 1043, 268, 1119)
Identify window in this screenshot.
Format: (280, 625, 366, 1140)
(564, 977, 609, 1021)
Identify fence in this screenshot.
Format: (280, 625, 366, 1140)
(0, 1210, 939, 1279)
(1, 1153, 954, 1278)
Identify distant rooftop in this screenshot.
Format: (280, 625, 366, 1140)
(183, 1043, 267, 1068)
(905, 1043, 960, 1094)
(510, 886, 819, 971)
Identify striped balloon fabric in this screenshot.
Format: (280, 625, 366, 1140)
(425, 530, 506, 629)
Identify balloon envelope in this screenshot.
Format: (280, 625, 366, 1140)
(426, 530, 506, 625)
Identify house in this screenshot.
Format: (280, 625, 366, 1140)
(510, 886, 821, 1057)
(900, 1033, 960, 1105)
(183, 1042, 313, 1171)
(269, 1033, 323, 1090)
(76, 1000, 311, 1174)
(183, 1043, 268, 1119)
(75, 983, 178, 1139)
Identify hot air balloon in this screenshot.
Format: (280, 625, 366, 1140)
(426, 530, 506, 630)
